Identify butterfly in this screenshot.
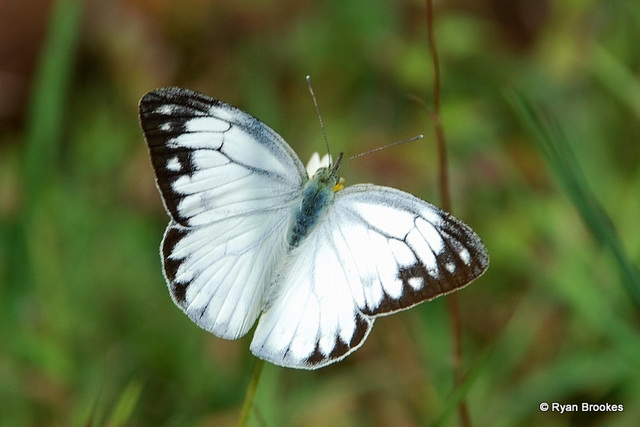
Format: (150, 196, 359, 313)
(139, 87, 489, 369)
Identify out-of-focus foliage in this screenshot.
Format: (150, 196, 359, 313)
(1, 0, 639, 425)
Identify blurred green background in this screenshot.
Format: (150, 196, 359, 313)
(1, 0, 639, 425)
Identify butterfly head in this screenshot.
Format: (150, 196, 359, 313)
(306, 152, 345, 192)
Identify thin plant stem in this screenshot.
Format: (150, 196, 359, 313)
(425, 1, 471, 426)
(237, 359, 265, 427)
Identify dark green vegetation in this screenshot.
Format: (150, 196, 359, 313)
(1, 0, 639, 425)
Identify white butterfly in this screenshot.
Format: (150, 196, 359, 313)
(139, 87, 489, 369)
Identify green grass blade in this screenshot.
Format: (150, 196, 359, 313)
(13, 0, 83, 319)
(106, 380, 144, 427)
(591, 44, 640, 121)
(237, 359, 265, 427)
(434, 343, 494, 426)
(507, 91, 640, 312)
(23, 0, 83, 200)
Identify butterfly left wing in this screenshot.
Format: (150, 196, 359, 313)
(250, 184, 488, 369)
(140, 88, 307, 340)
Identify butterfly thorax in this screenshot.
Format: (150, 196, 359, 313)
(287, 167, 340, 248)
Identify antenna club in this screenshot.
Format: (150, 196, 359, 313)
(332, 153, 344, 171)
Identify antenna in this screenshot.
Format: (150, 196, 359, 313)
(306, 75, 332, 162)
(345, 134, 424, 163)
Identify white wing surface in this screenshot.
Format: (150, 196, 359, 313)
(251, 184, 488, 369)
(140, 88, 307, 339)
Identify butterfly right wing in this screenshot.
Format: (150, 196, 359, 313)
(250, 185, 488, 369)
(140, 88, 306, 339)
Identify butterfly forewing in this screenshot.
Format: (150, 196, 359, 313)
(334, 185, 488, 315)
(140, 88, 307, 226)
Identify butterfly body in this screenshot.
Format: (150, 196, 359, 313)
(140, 87, 489, 369)
(288, 165, 339, 248)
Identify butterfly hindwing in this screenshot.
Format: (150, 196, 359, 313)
(250, 224, 374, 369)
(139, 88, 307, 339)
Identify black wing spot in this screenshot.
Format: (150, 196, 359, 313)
(304, 314, 370, 367)
(162, 226, 190, 306)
